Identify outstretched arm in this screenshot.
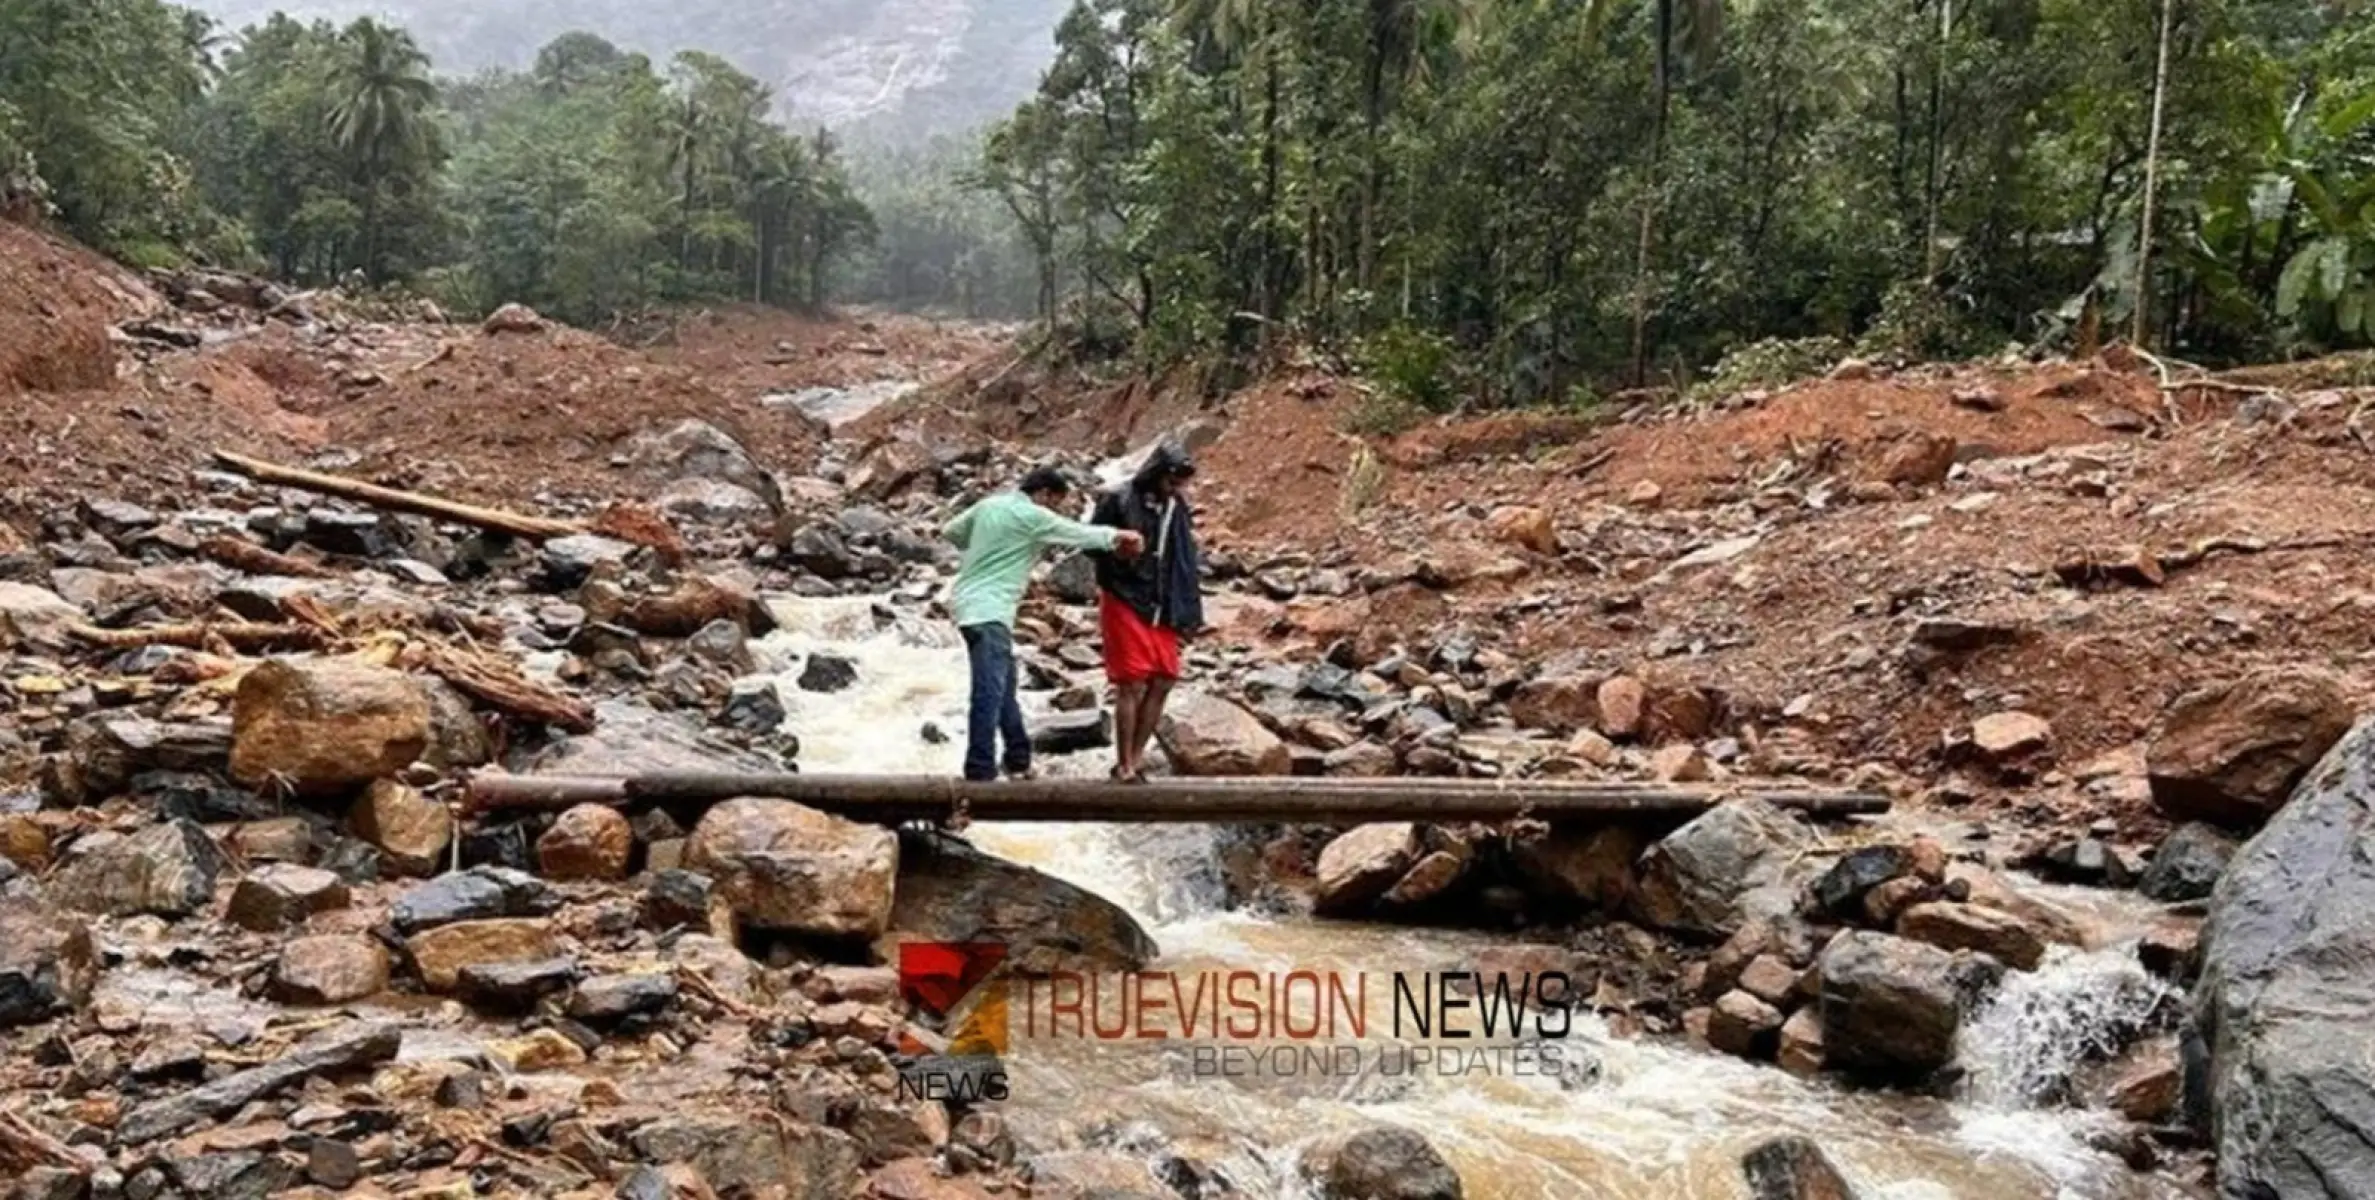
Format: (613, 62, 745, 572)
(942, 500, 982, 550)
(1025, 503, 1123, 552)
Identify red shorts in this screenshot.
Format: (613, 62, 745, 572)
(1099, 592, 1181, 684)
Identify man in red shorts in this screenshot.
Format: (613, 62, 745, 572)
(1089, 440, 1204, 782)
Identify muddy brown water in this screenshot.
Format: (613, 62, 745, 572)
(750, 596, 2189, 1199)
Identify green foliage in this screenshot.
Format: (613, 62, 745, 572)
(1687, 336, 1846, 404)
(979, 0, 2375, 389)
(1855, 282, 1993, 362)
(0, 7, 879, 319)
(0, 0, 217, 256)
(1355, 324, 1461, 413)
(1343, 388, 1428, 437)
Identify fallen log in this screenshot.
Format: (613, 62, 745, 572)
(402, 640, 596, 733)
(211, 449, 582, 541)
(68, 620, 325, 653)
(0, 1109, 81, 1176)
(464, 770, 1889, 825)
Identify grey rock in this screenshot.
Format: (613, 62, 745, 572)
(162, 1150, 300, 1200)
(878, 833, 1155, 974)
(116, 1020, 401, 1144)
(1818, 931, 2000, 1080)
(631, 420, 781, 511)
(783, 523, 857, 580)
(568, 973, 679, 1026)
(1810, 846, 1911, 918)
(1742, 1136, 1863, 1200)
(0, 896, 97, 1026)
(2139, 822, 2238, 903)
(797, 652, 859, 693)
(643, 869, 716, 930)
(1048, 553, 1099, 605)
(1031, 709, 1113, 754)
(1632, 800, 1814, 939)
(718, 680, 787, 735)
(49, 819, 227, 918)
(303, 509, 395, 558)
(2191, 718, 2375, 1198)
(224, 864, 350, 931)
(629, 1115, 860, 1199)
(391, 866, 560, 934)
(456, 957, 580, 1013)
(53, 715, 230, 804)
(1310, 1126, 1463, 1200)
(540, 534, 637, 591)
(687, 619, 754, 671)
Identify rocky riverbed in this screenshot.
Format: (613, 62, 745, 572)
(8, 243, 2375, 1197)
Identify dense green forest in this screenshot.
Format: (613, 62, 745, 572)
(3, 0, 2371, 399)
(973, 0, 2375, 401)
(0, 0, 877, 322)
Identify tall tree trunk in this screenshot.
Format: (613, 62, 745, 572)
(1923, 0, 1951, 281)
(1259, 37, 1281, 331)
(1629, 0, 1677, 388)
(2133, 0, 2177, 347)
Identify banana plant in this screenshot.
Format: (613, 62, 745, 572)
(2273, 90, 2375, 343)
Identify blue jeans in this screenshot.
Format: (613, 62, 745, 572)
(960, 622, 1029, 782)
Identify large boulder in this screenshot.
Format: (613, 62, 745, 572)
(1631, 799, 1813, 939)
(2149, 668, 2352, 827)
(1157, 690, 1292, 776)
(877, 834, 1155, 973)
(48, 819, 227, 918)
(1314, 823, 1421, 916)
(1817, 930, 1999, 1080)
(848, 439, 937, 501)
(0, 896, 97, 1026)
(685, 798, 899, 939)
(230, 659, 431, 796)
(1509, 826, 1643, 912)
(631, 419, 780, 511)
(2191, 718, 2375, 1198)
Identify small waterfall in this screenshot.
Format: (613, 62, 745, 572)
(1956, 941, 2177, 1110)
(741, 586, 2196, 1198)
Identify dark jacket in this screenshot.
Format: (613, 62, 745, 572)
(1090, 441, 1204, 634)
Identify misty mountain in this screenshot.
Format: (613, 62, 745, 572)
(184, 0, 1069, 136)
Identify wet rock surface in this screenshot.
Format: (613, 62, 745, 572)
(2193, 719, 2375, 1199)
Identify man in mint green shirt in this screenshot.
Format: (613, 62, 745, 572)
(944, 467, 1142, 781)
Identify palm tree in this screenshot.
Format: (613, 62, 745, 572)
(1170, 0, 1287, 326)
(1357, 0, 1473, 293)
(663, 89, 710, 273)
(325, 19, 436, 279)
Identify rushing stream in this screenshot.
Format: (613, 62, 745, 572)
(750, 595, 2186, 1200)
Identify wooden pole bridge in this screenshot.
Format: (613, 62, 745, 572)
(465, 770, 1889, 826)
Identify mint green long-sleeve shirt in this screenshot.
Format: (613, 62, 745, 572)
(943, 491, 1120, 629)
